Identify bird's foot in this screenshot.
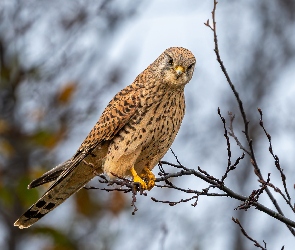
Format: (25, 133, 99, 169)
(140, 167, 155, 191)
(130, 167, 147, 190)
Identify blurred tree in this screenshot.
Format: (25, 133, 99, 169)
(0, 1, 143, 249)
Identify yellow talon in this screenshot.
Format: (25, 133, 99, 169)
(131, 167, 147, 190)
(140, 167, 155, 191)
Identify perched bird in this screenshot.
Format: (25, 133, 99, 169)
(14, 47, 196, 229)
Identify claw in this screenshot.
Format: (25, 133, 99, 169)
(131, 167, 147, 190)
(140, 167, 155, 190)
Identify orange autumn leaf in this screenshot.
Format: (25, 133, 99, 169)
(57, 82, 77, 104)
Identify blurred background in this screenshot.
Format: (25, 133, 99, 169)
(1, 0, 295, 249)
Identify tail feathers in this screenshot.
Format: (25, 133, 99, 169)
(14, 159, 98, 229)
(28, 160, 72, 189)
(14, 141, 109, 229)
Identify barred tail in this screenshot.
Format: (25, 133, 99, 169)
(28, 160, 72, 189)
(14, 142, 108, 229)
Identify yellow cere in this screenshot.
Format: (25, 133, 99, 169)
(175, 65, 185, 75)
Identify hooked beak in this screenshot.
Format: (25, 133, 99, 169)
(175, 66, 185, 76)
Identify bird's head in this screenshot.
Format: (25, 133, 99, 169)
(155, 47, 196, 88)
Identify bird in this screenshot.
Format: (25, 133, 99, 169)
(14, 47, 196, 229)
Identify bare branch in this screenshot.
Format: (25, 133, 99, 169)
(85, 174, 147, 215)
(87, 163, 295, 229)
(218, 108, 246, 182)
(205, 0, 295, 236)
(228, 112, 251, 155)
(232, 217, 267, 250)
(258, 108, 293, 212)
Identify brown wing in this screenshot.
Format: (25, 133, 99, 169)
(40, 84, 141, 190)
(79, 84, 140, 150)
(54, 84, 141, 187)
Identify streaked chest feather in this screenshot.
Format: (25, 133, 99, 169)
(108, 89, 185, 160)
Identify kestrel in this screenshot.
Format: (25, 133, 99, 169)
(14, 47, 196, 229)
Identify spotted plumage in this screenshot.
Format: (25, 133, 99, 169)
(14, 47, 196, 229)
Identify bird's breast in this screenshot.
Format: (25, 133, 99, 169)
(113, 90, 185, 159)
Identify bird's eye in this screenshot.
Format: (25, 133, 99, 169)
(168, 57, 173, 66)
(187, 63, 194, 70)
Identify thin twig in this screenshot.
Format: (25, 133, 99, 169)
(218, 108, 246, 182)
(228, 112, 251, 155)
(84, 174, 147, 215)
(218, 108, 232, 169)
(232, 217, 267, 250)
(258, 108, 293, 212)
